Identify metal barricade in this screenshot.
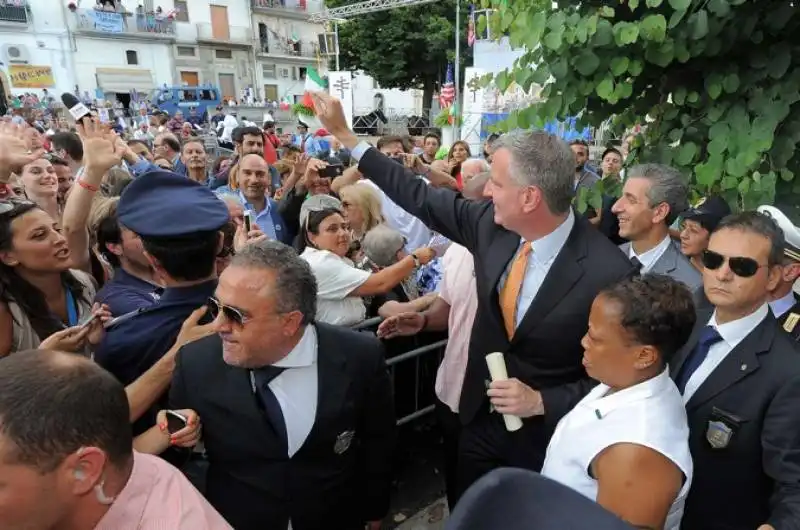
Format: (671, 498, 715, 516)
(352, 316, 448, 426)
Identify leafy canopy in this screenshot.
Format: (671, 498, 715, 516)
(479, 0, 800, 218)
(325, 0, 471, 102)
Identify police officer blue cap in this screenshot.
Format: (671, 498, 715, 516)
(118, 169, 229, 238)
(446, 468, 635, 530)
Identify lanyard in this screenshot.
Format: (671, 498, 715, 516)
(64, 287, 79, 327)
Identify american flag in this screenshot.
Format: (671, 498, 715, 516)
(467, 5, 475, 47)
(439, 63, 455, 108)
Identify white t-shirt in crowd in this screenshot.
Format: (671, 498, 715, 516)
(541, 369, 692, 530)
(358, 180, 433, 253)
(300, 247, 371, 326)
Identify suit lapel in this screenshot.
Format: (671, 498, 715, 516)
(651, 243, 678, 275)
(512, 222, 585, 343)
(212, 345, 280, 448)
(300, 324, 349, 451)
(685, 316, 774, 412)
(669, 310, 711, 379)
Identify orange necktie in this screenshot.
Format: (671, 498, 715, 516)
(500, 242, 532, 339)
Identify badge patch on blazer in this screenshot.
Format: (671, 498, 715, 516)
(706, 420, 733, 449)
(334, 430, 355, 454)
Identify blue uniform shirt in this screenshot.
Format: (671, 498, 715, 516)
(93, 279, 217, 434)
(95, 267, 162, 317)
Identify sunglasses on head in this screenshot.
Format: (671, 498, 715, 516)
(0, 198, 36, 215)
(701, 249, 765, 278)
(207, 296, 251, 326)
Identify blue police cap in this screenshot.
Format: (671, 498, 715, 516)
(446, 468, 635, 530)
(118, 170, 229, 238)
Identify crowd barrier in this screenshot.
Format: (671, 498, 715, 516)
(352, 316, 448, 427)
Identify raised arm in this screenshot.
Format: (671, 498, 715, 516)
(310, 92, 490, 251)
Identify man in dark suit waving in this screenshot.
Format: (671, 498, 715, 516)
(671, 211, 800, 530)
(170, 241, 395, 530)
(310, 93, 635, 498)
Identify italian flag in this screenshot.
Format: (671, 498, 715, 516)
(301, 67, 327, 111)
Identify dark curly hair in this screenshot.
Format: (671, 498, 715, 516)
(0, 201, 87, 342)
(599, 274, 696, 364)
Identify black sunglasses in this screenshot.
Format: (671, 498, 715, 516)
(701, 249, 765, 278)
(207, 296, 251, 326)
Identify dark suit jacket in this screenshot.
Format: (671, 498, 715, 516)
(670, 310, 800, 530)
(170, 323, 396, 530)
(357, 148, 634, 437)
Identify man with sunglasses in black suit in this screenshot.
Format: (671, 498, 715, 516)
(672, 211, 800, 530)
(169, 240, 395, 530)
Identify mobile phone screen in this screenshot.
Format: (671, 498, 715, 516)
(166, 410, 188, 434)
(243, 211, 252, 232)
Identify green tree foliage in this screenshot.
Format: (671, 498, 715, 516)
(479, 0, 800, 218)
(325, 0, 472, 109)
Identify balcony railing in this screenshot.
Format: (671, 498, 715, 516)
(72, 8, 175, 36)
(196, 22, 253, 44)
(257, 38, 319, 58)
(251, 0, 323, 15)
(0, 3, 31, 24)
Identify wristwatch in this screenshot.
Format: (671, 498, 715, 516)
(411, 253, 421, 268)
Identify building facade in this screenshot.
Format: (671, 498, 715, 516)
(0, 0, 76, 101)
(168, 0, 256, 102)
(66, 0, 178, 104)
(251, 0, 327, 104)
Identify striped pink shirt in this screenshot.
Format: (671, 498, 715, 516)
(94, 452, 232, 530)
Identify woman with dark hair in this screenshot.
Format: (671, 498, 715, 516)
(538, 274, 695, 530)
(445, 140, 471, 189)
(0, 199, 109, 356)
(298, 205, 435, 326)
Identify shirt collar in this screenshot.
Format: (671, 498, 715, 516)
(526, 210, 575, 265)
(273, 324, 317, 368)
(113, 267, 161, 291)
(628, 235, 672, 270)
(237, 190, 270, 215)
(94, 452, 152, 529)
(158, 278, 217, 305)
(709, 303, 769, 350)
(582, 368, 673, 420)
(769, 291, 797, 319)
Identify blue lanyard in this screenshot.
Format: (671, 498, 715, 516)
(64, 287, 79, 327)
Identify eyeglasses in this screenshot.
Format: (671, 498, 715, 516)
(0, 199, 35, 215)
(701, 249, 765, 278)
(207, 296, 251, 326)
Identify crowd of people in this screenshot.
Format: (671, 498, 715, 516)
(0, 87, 798, 530)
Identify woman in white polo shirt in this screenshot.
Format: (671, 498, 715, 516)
(541, 274, 695, 530)
(299, 204, 435, 326)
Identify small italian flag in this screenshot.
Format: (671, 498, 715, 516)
(301, 67, 327, 111)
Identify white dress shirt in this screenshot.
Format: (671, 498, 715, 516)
(499, 211, 575, 329)
(681, 304, 769, 403)
(769, 291, 796, 320)
(542, 369, 693, 530)
(628, 235, 672, 273)
(269, 325, 319, 457)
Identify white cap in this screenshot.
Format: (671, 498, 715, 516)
(757, 205, 800, 262)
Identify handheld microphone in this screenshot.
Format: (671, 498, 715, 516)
(60, 93, 91, 124)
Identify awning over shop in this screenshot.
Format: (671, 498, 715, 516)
(95, 68, 154, 94)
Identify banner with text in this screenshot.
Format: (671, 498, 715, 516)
(87, 10, 125, 33)
(9, 65, 55, 89)
(327, 71, 353, 129)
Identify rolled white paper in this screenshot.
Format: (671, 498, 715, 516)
(485, 352, 523, 432)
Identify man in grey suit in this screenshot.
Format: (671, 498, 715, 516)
(611, 163, 702, 291)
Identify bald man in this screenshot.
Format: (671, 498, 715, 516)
(236, 153, 293, 244)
